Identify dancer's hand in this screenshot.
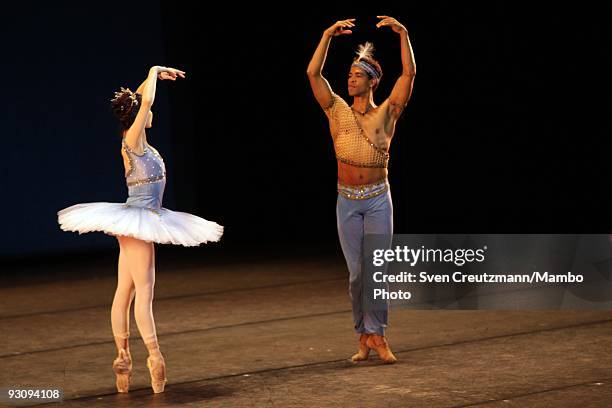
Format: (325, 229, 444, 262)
(324, 19, 356, 37)
(156, 67, 186, 81)
(376, 16, 406, 34)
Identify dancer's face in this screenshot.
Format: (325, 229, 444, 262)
(146, 110, 153, 128)
(348, 66, 375, 96)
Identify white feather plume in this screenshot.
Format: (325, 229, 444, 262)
(355, 42, 375, 62)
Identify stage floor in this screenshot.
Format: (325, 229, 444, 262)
(1, 249, 611, 407)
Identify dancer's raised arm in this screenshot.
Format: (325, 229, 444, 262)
(307, 19, 355, 110)
(125, 66, 185, 148)
(376, 16, 416, 120)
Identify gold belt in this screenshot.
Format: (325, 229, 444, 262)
(126, 174, 165, 187)
(337, 179, 389, 200)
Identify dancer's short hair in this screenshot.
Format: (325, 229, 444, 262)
(110, 87, 143, 130)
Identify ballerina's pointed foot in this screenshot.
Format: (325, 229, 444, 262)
(112, 348, 133, 393)
(146, 354, 167, 393)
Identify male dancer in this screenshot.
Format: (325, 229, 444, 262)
(307, 16, 415, 363)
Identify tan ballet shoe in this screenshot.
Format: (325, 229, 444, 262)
(112, 348, 132, 393)
(146, 354, 167, 393)
(366, 334, 397, 364)
(351, 333, 371, 362)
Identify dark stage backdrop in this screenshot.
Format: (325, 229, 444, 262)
(2, 1, 173, 257)
(2, 3, 609, 259)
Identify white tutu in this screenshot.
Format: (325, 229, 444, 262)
(57, 202, 224, 247)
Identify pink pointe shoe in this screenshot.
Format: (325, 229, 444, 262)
(112, 348, 133, 393)
(146, 354, 167, 393)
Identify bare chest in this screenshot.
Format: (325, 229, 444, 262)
(351, 108, 392, 150)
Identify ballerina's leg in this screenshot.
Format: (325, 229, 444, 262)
(111, 236, 136, 351)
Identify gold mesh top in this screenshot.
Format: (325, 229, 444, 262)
(325, 93, 389, 168)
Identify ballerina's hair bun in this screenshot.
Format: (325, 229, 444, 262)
(111, 87, 143, 130)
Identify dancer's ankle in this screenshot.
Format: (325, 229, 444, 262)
(145, 339, 163, 358)
(113, 333, 130, 353)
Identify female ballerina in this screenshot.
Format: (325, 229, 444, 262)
(57, 65, 224, 394)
